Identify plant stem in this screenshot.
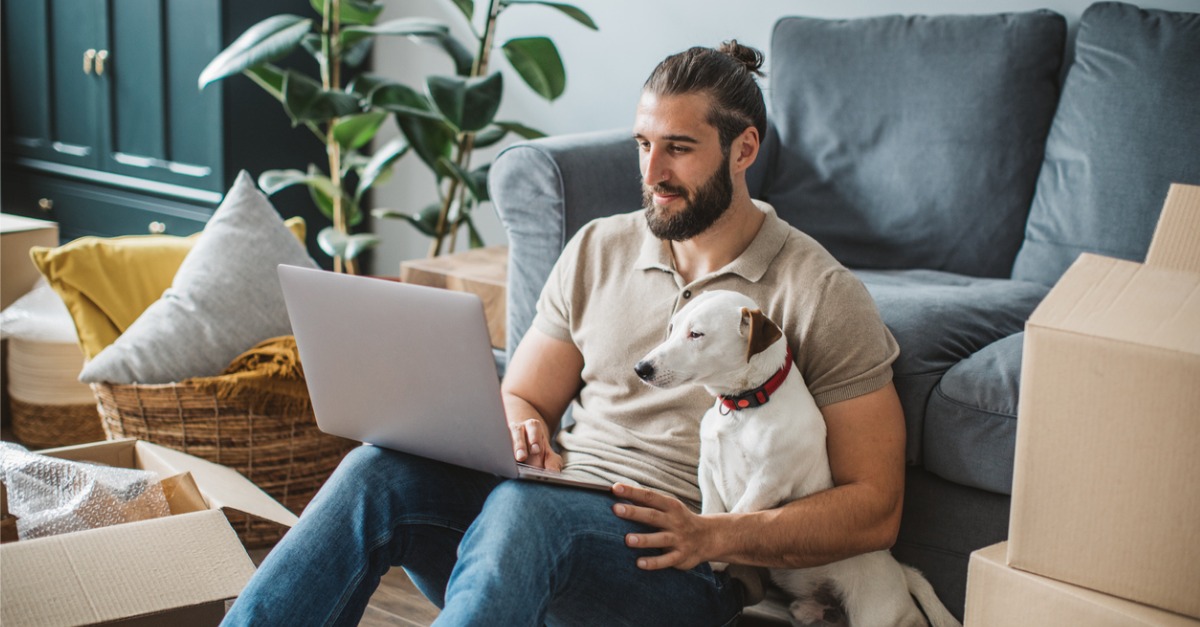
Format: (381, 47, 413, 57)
(427, 0, 501, 258)
(323, 0, 357, 273)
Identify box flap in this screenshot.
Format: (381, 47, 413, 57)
(0, 509, 255, 626)
(970, 543, 1199, 627)
(1146, 183, 1200, 274)
(0, 213, 57, 234)
(134, 442, 299, 528)
(1028, 253, 1200, 356)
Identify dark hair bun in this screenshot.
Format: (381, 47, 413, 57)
(718, 40, 765, 77)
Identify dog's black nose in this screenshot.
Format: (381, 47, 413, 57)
(634, 360, 656, 381)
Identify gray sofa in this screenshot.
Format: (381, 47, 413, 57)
(489, 2, 1200, 621)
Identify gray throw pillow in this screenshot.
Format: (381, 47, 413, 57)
(1011, 2, 1200, 286)
(763, 10, 1065, 277)
(80, 171, 318, 384)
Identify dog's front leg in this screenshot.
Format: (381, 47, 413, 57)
(698, 455, 727, 515)
(727, 474, 786, 515)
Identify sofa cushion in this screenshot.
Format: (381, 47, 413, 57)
(854, 270, 1047, 464)
(765, 10, 1065, 278)
(79, 172, 317, 384)
(1012, 2, 1200, 286)
(924, 333, 1024, 495)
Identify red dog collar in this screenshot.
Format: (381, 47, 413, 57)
(718, 346, 793, 414)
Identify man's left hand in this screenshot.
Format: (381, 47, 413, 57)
(611, 483, 719, 570)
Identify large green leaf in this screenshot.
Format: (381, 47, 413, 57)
(407, 31, 475, 76)
(371, 82, 457, 170)
(304, 165, 362, 226)
(356, 137, 410, 201)
(400, 116, 457, 172)
(501, 1, 597, 30)
(469, 163, 491, 202)
(317, 227, 380, 261)
(243, 64, 287, 102)
(283, 70, 362, 124)
(341, 18, 450, 50)
(463, 214, 485, 249)
(258, 168, 312, 195)
(501, 37, 565, 101)
(373, 203, 442, 237)
(199, 15, 312, 88)
(332, 111, 388, 149)
(436, 157, 483, 202)
(426, 72, 503, 133)
(449, 0, 474, 22)
(368, 82, 443, 121)
(308, 0, 384, 26)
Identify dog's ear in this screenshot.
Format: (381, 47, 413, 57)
(741, 308, 783, 362)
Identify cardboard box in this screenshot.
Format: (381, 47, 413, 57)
(1009, 184, 1200, 618)
(966, 543, 1198, 627)
(1, 439, 299, 626)
(400, 245, 508, 349)
(1, 213, 59, 310)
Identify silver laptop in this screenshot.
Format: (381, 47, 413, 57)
(278, 264, 609, 492)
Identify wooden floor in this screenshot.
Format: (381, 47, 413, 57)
(248, 548, 441, 626)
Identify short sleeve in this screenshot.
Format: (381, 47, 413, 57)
(798, 267, 899, 407)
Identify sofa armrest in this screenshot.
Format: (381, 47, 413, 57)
(491, 129, 641, 360)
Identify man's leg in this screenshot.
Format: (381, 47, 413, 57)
(222, 445, 500, 626)
(435, 481, 744, 627)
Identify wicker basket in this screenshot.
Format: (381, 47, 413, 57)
(10, 398, 105, 449)
(91, 381, 356, 548)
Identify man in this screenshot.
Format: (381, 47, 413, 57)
(223, 41, 904, 626)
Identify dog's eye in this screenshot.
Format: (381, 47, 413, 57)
(688, 331, 704, 339)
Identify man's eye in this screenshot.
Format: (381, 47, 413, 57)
(670, 145, 690, 154)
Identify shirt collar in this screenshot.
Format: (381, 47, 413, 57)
(634, 200, 789, 284)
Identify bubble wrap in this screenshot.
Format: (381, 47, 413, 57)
(0, 442, 170, 541)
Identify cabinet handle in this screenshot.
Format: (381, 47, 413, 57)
(148, 221, 167, 234)
(83, 49, 96, 75)
(95, 50, 109, 76)
(37, 198, 54, 212)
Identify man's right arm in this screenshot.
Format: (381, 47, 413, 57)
(501, 326, 584, 470)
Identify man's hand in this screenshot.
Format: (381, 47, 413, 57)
(611, 483, 721, 571)
(509, 417, 564, 471)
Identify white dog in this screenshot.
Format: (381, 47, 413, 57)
(635, 290, 960, 627)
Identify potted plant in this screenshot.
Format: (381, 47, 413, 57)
(199, 0, 595, 273)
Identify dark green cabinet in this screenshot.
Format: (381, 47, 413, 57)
(1, 0, 327, 261)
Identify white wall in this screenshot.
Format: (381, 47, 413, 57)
(366, 0, 1199, 274)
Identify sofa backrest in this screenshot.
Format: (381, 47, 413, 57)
(1011, 2, 1200, 287)
(761, 10, 1066, 278)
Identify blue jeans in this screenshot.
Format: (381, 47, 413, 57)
(223, 445, 743, 626)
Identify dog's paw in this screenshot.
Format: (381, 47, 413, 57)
(788, 598, 827, 625)
(709, 561, 729, 572)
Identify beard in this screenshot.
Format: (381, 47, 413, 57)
(643, 152, 733, 241)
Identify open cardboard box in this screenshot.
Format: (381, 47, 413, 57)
(1, 438, 299, 626)
(1, 213, 59, 310)
(1009, 183, 1200, 618)
(966, 543, 1198, 627)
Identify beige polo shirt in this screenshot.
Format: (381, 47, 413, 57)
(533, 201, 898, 510)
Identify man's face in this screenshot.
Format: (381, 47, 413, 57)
(634, 92, 733, 241)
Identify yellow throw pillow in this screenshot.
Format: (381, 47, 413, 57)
(31, 217, 306, 359)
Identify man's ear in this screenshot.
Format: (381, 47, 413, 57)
(741, 307, 782, 362)
(731, 126, 760, 174)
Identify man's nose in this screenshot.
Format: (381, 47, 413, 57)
(642, 147, 670, 186)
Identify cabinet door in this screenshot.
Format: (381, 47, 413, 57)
(106, 0, 224, 193)
(2, 0, 108, 170)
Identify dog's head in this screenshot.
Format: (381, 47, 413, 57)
(634, 290, 784, 394)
